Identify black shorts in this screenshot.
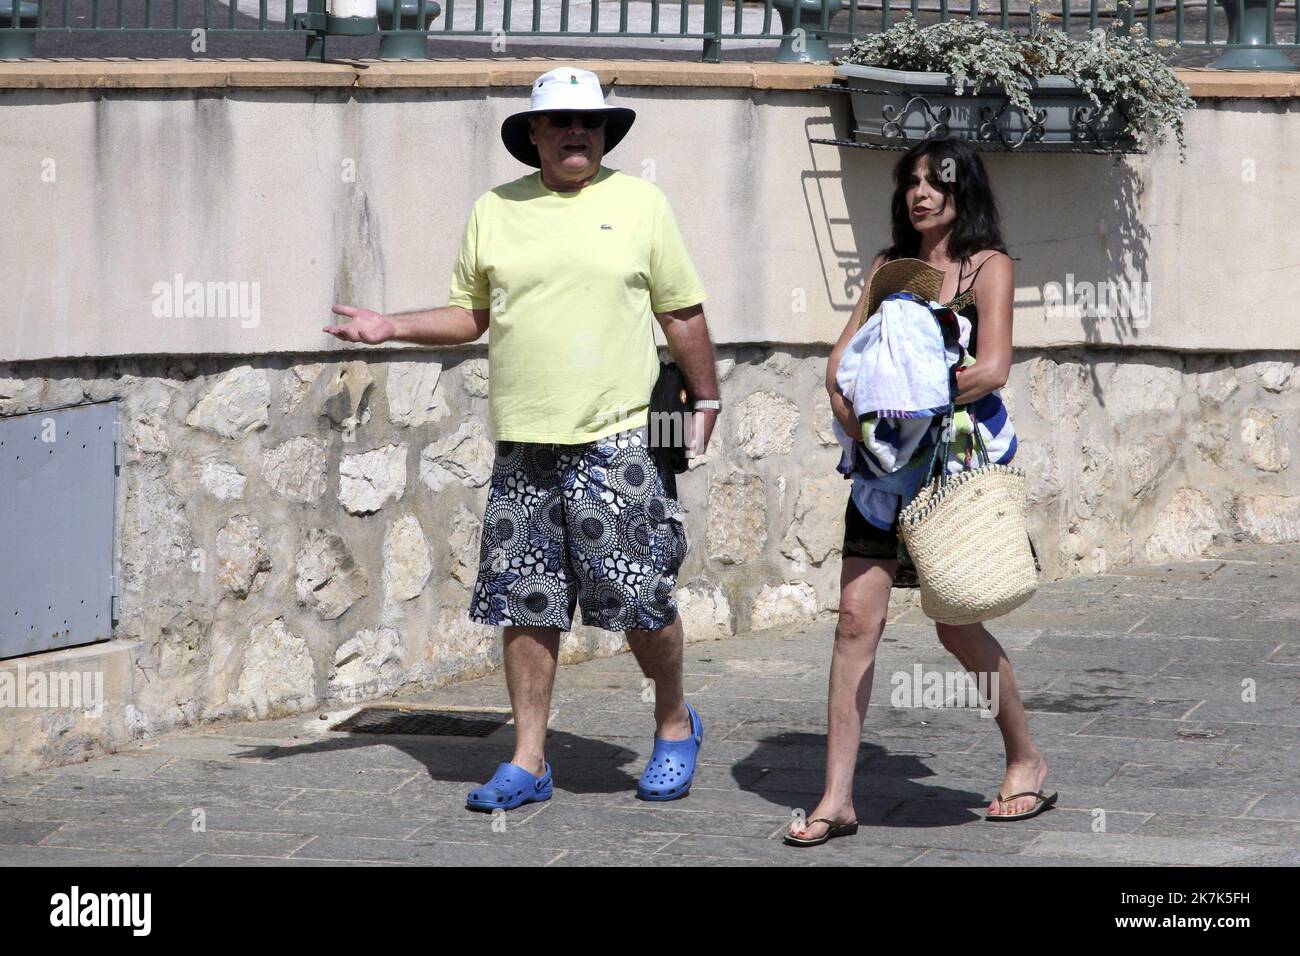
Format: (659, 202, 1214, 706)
(843, 496, 901, 559)
(842, 495, 919, 587)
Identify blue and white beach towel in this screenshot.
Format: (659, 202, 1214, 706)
(832, 293, 1018, 531)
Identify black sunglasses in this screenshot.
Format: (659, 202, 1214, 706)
(541, 111, 607, 130)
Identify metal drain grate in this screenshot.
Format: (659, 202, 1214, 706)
(332, 708, 510, 738)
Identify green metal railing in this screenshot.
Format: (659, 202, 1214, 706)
(1, 0, 1297, 70)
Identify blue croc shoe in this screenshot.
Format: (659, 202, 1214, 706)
(637, 702, 703, 802)
(466, 762, 553, 812)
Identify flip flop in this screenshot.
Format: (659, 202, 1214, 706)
(783, 817, 860, 847)
(984, 789, 1058, 822)
(465, 761, 553, 812)
(636, 702, 703, 801)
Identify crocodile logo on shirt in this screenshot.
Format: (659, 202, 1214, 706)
(600, 224, 613, 230)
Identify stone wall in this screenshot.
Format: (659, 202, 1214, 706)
(2, 345, 1298, 772)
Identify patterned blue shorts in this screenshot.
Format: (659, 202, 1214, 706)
(468, 425, 690, 633)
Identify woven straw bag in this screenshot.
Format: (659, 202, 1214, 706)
(897, 413, 1038, 625)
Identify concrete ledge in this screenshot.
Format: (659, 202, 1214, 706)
(1, 58, 1298, 97)
(0, 640, 145, 777)
(0, 58, 833, 91)
(1174, 66, 1300, 98)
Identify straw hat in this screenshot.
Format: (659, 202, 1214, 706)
(862, 258, 945, 326)
(500, 67, 636, 169)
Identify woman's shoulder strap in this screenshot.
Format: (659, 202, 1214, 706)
(958, 250, 1008, 292)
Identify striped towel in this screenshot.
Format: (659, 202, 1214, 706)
(835, 320, 1018, 531)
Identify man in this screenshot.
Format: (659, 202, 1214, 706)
(324, 67, 721, 811)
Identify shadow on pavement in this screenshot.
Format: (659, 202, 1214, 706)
(732, 731, 989, 825)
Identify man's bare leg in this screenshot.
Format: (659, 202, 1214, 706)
(626, 613, 692, 741)
(503, 625, 561, 776)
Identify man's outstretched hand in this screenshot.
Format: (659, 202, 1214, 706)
(324, 305, 397, 344)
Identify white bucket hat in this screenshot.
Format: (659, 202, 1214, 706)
(500, 67, 636, 169)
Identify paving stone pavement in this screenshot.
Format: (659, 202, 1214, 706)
(2, 541, 1298, 867)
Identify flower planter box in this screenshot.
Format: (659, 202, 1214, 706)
(832, 63, 1137, 152)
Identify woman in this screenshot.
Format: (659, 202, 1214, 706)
(786, 137, 1051, 846)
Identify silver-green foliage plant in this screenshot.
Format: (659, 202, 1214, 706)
(837, 1, 1195, 157)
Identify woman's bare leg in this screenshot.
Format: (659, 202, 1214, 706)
(788, 555, 898, 841)
(935, 621, 1049, 816)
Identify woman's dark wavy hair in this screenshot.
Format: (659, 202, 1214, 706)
(878, 137, 1007, 263)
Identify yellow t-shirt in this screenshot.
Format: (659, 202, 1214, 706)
(447, 167, 707, 444)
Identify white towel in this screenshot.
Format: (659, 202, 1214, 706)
(836, 295, 958, 421)
(832, 298, 970, 482)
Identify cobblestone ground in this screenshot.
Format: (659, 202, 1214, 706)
(2, 540, 1298, 867)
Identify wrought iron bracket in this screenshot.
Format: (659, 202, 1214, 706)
(808, 136, 1145, 156)
(1070, 101, 1138, 150)
(812, 81, 1145, 154)
(977, 98, 1048, 149)
(881, 94, 952, 141)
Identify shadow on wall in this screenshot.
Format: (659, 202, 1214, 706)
(800, 111, 884, 317)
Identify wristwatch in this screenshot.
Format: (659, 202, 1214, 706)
(692, 399, 722, 412)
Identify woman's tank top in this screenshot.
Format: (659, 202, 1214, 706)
(944, 254, 993, 358)
(876, 251, 996, 355)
